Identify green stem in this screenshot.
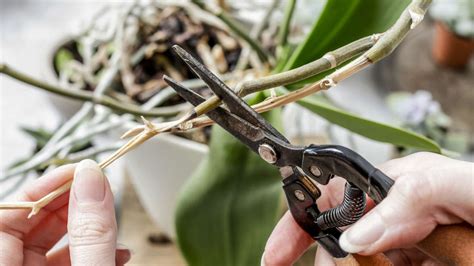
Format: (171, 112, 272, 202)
(327, 0, 432, 85)
(239, 35, 378, 95)
(365, 0, 431, 62)
(193, 34, 379, 116)
(0, 64, 186, 117)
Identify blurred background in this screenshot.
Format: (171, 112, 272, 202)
(1, 0, 473, 265)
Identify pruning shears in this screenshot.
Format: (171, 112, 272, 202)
(164, 45, 474, 263)
(164, 45, 393, 258)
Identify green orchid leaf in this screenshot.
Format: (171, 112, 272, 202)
(283, 0, 410, 86)
(175, 109, 283, 266)
(298, 95, 441, 153)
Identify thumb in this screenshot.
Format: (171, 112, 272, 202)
(338, 162, 474, 255)
(68, 159, 117, 266)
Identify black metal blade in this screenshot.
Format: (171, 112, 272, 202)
(171, 45, 289, 144)
(163, 75, 205, 106)
(163, 75, 265, 151)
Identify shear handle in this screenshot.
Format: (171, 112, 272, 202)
(282, 167, 348, 258)
(301, 145, 393, 203)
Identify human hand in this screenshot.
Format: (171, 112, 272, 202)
(0, 159, 131, 265)
(262, 152, 474, 265)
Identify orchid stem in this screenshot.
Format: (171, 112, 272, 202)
(0, 64, 186, 117)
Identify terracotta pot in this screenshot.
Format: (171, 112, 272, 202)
(432, 22, 474, 69)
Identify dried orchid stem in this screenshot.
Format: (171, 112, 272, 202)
(0, 116, 172, 218)
(151, 74, 330, 133)
(0, 133, 146, 218)
(1, 181, 74, 219)
(0, 0, 431, 216)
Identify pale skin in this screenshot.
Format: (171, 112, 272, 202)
(1, 153, 472, 265)
(262, 152, 474, 265)
(0, 160, 131, 266)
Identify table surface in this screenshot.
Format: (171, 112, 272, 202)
(118, 174, 186, 265)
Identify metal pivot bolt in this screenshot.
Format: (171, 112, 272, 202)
(294, 190, 305, 201)
(258, 144, 277, 164)
(310, 165, 322, 177)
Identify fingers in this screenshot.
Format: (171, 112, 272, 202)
(0, 165, 75, 266)
(314, 246, 335, 266)
(316, 176, 347, 211)
(46, 245, 71, 266)
(261, 158, 392, 266)
(115, 245, 132, 266)
(339, 154, 474, 255)
(0, 231, 23, 265)
(46, 245, 131, 266)
(22, 205, 68, 261)
(262, 211, 314, 266)
(67, 160, 118, 266)
(0, 165, 75, 238)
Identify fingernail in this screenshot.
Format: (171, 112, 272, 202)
(74, 159, 105, 202)
(117, 243, 133, 253)
(339, 212, 385, 253)
(116, 243, 132, 264)
(260, 251, 266, 266)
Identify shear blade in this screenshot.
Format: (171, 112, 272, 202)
(163, 75, 265, 145)
(163, 75, 205, 106)
(171, 45, 289, 143)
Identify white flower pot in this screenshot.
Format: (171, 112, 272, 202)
(124, 133, 208, 238)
